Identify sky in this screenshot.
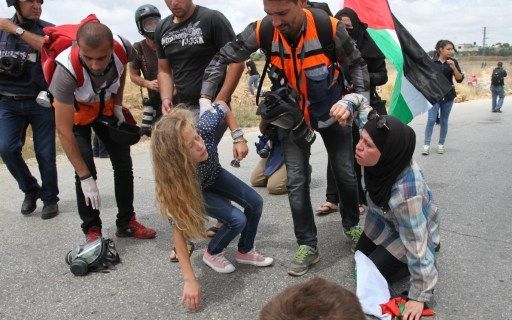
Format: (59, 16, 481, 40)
(1, 0, 510, 51)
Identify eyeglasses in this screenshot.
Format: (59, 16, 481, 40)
(367, 110, 390, 131)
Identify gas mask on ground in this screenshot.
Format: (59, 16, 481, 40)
(65, 237, 120, 276)
(257, 86, 316, 150)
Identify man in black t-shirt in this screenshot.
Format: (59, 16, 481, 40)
(490, 61, 507, 113)
(155, 1, 247, 156)
(245, 58, 260, 96)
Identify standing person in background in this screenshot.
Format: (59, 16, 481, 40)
(316, 7, 388, 216)
(490, 61, 507, 113)
(422, 40, 463, 155)
(130, 4, 162, 136)
(245, 58, 260, 96)
(0, 0, 59, 219)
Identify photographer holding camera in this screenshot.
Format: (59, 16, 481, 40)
(202, 0, 371, 277)
(0, 0, 59, 219)
(129, 4, 162, 137)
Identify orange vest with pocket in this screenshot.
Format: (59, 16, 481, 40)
(256, 9, 341, 127)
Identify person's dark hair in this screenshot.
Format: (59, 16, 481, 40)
(260, 277, 366, 320)
(434, 39, 456, 56)
(498, 61, 503, 67)
(77, 22, 114, 49)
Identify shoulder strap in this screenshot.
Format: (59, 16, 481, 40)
(70, 46, 84, 87)
(256, 17, 274, 105)
(307, 8, 336, 62)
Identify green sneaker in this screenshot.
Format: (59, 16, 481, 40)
(344, 226, 363, 245)
(287, 245, 320, 276)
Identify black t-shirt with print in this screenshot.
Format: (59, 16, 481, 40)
(155, 5, 236, 106)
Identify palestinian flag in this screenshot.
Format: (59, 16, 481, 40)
(341, 0, 452, 123)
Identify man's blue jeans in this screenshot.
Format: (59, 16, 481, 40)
(203, 168, 263, 255)
(491, 85, 505, 111)
(424, 99, 454, 146)
(280, 123, 360, 248)
(248, 75, 260, 96)
(0, 97, 59, 203)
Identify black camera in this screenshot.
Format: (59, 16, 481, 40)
(255, 134, 272, 158)
(0, 56, 25, 78)
(256, 86, 316, 150)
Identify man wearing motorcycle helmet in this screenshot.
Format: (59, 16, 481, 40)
(130, 4, 162, 136)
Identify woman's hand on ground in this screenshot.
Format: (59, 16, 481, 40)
(402, 300, 425, 320)
(181, 278, 201, 312)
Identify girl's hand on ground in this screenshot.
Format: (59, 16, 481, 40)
(181, 279, 201, 311)
(402, 300, 424, 320)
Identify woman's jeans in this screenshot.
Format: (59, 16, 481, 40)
(203, 168, 263, 255)
(0, 97, 59, 203)
(248, 75, 260, 96)
(424, 99, 454, 146)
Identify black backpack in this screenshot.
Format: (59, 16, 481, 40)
(491, 68, 505, 86)
(256, 8, 337, 104)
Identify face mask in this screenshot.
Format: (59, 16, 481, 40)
(65, 237, 120, 276)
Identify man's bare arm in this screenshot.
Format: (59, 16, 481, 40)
(54, 101, 90, 178)
(0, 18, 45, 51)
(157, 58, 174, 112)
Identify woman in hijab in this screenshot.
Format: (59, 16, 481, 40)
(354, 112, 440, 320)
(317, 8, 388, 216)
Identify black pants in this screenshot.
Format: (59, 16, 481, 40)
(356, 232, 409, 284)
(73, 120, 134, 233)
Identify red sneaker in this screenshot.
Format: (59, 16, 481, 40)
(116, 214, 156, 239)
(86, 226, 102, 242)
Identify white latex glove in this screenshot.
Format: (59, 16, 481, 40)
(199, 98, 215, 117)
(113, 105, 126, 125)
(80, 176, 101, 210)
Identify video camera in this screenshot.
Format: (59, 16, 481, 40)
(0, 55, 26, 78)
(256, 85, 316, 150)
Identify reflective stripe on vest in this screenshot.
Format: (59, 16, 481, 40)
(257, 9, 338, 124)
(54, 36, 127, 125)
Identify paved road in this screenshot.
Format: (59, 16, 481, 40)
(0, 98, 511, 320)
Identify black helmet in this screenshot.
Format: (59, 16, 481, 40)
(135, 4, 161, 40)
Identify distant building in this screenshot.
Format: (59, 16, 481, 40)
(456, 43, 480, 52)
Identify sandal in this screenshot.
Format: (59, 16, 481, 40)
(206, 225, 220, 238)
(169, 242, 195, 263)
(315, 202, 339, 216)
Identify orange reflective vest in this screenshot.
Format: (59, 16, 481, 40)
(55, 36, 128, 125)
(256, 9, 340, 126)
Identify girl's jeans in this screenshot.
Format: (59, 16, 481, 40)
(424, 99, 454, 146)
(204, 168, 263, 255)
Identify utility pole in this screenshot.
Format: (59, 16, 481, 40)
(482, 27, 488, 55)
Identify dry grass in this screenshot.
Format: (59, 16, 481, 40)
(4, 57, 511, 163)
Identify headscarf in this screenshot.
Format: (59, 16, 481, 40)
(363, 115, 416, 208)
(335, 8, 384, 60)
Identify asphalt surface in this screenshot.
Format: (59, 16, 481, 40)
(0, 98, 511, 320)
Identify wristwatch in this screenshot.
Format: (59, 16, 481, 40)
(15, 27, 25, 37)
